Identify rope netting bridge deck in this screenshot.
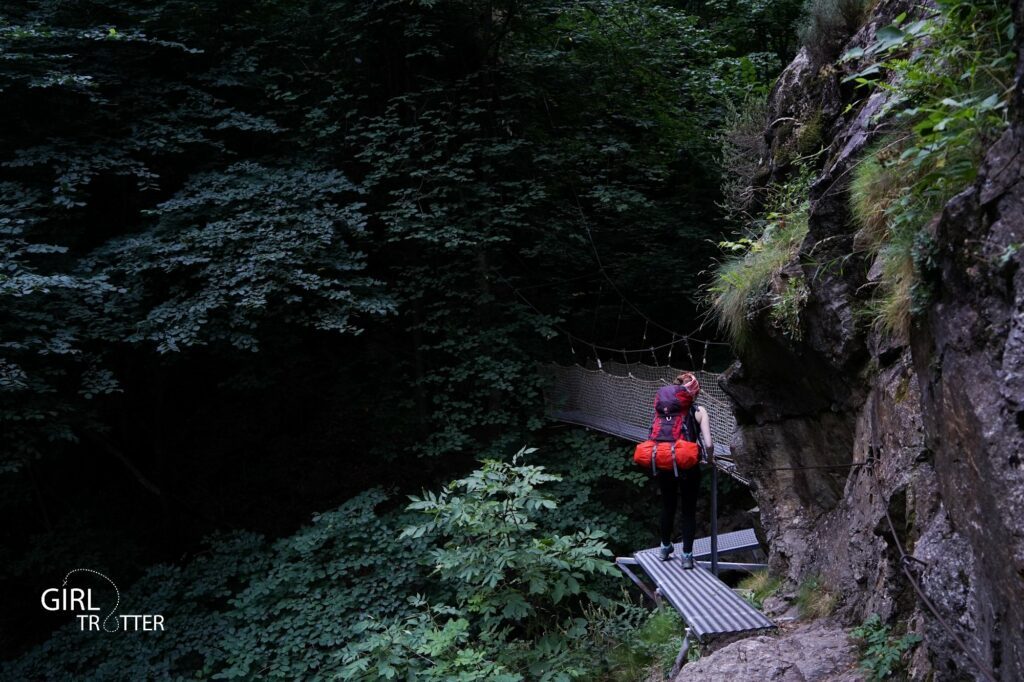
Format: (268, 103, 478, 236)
(539, 361, 748, 484)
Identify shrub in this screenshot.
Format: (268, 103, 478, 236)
(400, 453, 618, 636)
(798, 0, 871, 64)
(1, 490, 434, 680)
(527, 431, 648, 552)
(597, 605, 686, 682)
(851, 614, 922, 681)
(5, 456, 625, 681)
(340, 452, 621, 680)
(339, 600, 523, 682)
(719, 94, 770, 220)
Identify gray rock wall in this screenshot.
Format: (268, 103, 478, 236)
(720, 1, 1024, 679)
(910, 117, 1024, 680)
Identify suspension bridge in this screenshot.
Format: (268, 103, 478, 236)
(539, 359, 750, 485)
(539, 358, 774, 674)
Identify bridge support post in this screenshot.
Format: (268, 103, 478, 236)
(711, 463, 719, 576)
(614, 557, 657, 604)
(670, 627, 692, 677)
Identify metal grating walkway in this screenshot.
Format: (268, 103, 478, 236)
(633, 546, 774, 638)
(691, 527, 759, 559)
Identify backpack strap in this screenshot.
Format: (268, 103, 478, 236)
(681, 403, 694, 442)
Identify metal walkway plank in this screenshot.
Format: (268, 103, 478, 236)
(634, 547, 774, 638)
(690, 528, 760, 559)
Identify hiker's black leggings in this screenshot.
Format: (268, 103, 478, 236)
(657, 464, 701, 552)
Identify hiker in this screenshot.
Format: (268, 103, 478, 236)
(651, 372, 714, 569)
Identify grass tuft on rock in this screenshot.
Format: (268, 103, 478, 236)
(737, 570, 783, 610)
(845, 0, 1014, 339)
(849, 138, 905, 254)
(796, 575, 837, 619)
(709, 172, 812, 349)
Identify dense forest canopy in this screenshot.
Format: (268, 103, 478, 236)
(0, 0, 873, 678)
(1, 0, 794, 531)
(1, 0, 793, 473)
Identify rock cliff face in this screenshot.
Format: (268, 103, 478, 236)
(720, 1, 1024, 679)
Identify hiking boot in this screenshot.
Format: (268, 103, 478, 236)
(680, 552, 695, 570)
(659, 543, 674, 561)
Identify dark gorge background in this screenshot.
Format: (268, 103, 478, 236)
(0, 1, 804, 675)
(6, 0, 1023, 678)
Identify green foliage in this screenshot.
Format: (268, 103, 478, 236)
(340, 599, 523, 682)
(737, 570, 783, 610)
(844, 1, 1015, 337)
(688, 0, 806, 66)
(772, 107, 829, 169)
(98, 162, 392, 352)
(4, 457, 634, 680)
(525, 431, 648, 553)
(709, 169, 813, 348)
(209, 492, 435, 679)
(851, 614, 922, 681)
(345, 453, 621, 680)
(848, 135, 933, 337)
(795, 108, 826, 158)
(769, 275, 809, 341)
(598, 606, 687, 681)
(401, 453, 617, 633)
(849, 139, 905, 252)
(1, 490, 433, 679)
(0, 0, 786, 470)
(345, 0, 777, 458)
(795, 575, 836, 619)
(0, 0, 394, 469)
(1, 0, 799, 672)
(719, 94, 771, 220)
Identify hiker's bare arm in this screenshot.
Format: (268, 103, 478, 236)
(696, 406, 714, 461)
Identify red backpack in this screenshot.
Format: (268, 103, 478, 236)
(633, 438, 699, 475)
(634, 400, 701, 475)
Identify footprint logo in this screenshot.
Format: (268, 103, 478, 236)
(62, 568, 120, 632)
